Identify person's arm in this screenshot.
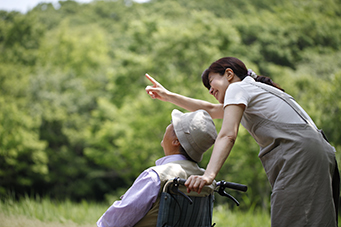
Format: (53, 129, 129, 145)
(97, 169, 160, 227)
(145, 74, 224, 119)
(185, 104, 245, 194)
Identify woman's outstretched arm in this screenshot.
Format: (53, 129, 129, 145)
(145, 74, 224, 119)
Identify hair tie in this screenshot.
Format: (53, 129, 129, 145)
(247, 69, 257, 79)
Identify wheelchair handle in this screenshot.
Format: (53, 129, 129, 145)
(174, 178, 187, 185)
(172, 177, 247, 206)
(216, 181, 247, 192)
(174, 178, 247, 192)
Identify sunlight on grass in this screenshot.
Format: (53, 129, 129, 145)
(2, 196, 339, 227)
(213, 205, 271, 227)
(0, 213, 93, 227)
(0, 195, 107, 227)
(0, 195, 272, 227)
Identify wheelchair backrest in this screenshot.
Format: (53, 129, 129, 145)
(156, 179, 215, 227)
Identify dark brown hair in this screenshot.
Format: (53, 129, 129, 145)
(201, 57, 284, 91)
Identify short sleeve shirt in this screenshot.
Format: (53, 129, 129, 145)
(223, 76, 312, 125)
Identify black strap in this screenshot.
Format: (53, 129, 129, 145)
(333, 161, 340, 225)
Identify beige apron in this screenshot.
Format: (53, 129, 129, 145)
(241, 80, 339, 227)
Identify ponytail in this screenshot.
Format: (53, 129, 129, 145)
(247, 69, 284, 92)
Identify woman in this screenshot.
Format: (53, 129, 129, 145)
(145, 57, 339, 226)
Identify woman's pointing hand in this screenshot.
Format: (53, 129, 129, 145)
(145, 73, 170, 102)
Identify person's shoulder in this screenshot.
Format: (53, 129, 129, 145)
(229, 78, 262, 94)
(153, 160, 190, 169)
(226, 80, 250, 95)
(229, 78, 249, 89)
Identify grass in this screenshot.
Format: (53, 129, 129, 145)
(0, 195, 270, 227)
(213, 205, 270, 227)
(12, 195, 341, 227)
(2, 195, 340, 227)
(0, 195, 107, 227)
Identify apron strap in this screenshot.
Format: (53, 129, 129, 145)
(246, 79, 317, 130)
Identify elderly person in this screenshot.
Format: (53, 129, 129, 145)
(97, 109, 217, 227)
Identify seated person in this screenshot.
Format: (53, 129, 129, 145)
(97, 109, 217, 227)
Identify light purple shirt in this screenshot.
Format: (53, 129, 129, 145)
(97, 154, 188, 227)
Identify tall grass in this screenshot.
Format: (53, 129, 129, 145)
(8, 195, 330, 227)
(2, 195, 340, 227)
(213, 205, 271, 227)
(0, 195, 107, 227)
(0, 195, 271, 227)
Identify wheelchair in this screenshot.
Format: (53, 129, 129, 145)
(156, 177, 247, 227)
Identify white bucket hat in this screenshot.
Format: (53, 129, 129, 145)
(171, 109, 217, 163)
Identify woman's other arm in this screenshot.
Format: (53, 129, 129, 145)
(185, 104, 245, 193)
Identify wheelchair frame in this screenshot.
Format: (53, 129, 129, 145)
(156, 177, 247, 227)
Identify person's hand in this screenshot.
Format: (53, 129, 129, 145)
(145, 74, 170, 102)
(185, 175, 214, 194)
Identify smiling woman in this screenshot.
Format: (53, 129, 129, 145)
(145, 56, 340, 227)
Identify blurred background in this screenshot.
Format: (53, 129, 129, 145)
(0, 0, 341, 215)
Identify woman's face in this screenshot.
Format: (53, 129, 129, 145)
(208, 72, 229, 104)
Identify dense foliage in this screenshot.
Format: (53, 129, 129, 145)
(1, 0, 341, 211)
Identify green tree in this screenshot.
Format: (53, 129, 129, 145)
(0, 92, 47, 196)
(1, 0, 341, 208)
(0, 11, 45, 66)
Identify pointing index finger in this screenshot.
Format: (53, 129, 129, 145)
(145, 73, 158, 85)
